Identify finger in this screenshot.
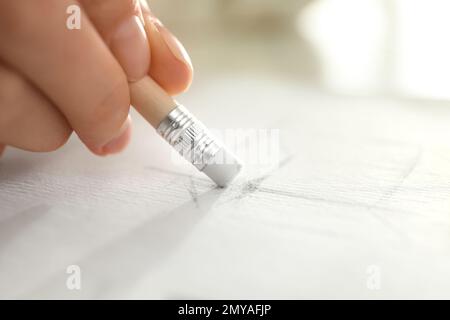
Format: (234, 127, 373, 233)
(140, 0, 193, 95)
(0, 63, 72, 152)
(0, 144, 5, 157)
(0, 0, 131, 155)
(80, 0, 150, 82)
(82, 0, 192, 95)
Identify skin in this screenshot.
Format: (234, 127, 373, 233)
(0, 0, 193, 156)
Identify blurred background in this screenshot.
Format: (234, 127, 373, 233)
(150, 0, 450, 101)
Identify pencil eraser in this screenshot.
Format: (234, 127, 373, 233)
(157, 105, 243, 187)
(202, 147, 242, 187)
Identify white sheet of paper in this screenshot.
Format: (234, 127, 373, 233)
(1, 74, 450, 299)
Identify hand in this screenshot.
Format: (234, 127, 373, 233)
(0, 0, 193, 157)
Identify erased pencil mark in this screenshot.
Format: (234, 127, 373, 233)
(259, 187, 371, 208)
(237, 177, 264, 200)
(358, 146, 423, 243)
(278, 154, 296, 169)
(373, 146, 422, 207)
(236, 154, 296, 200)
(186, 177, 199, 207)
(251, 186, 414, 216)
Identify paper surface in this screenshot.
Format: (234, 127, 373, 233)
(1, 75, 450, 299)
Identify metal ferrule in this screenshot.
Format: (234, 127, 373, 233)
(157, 105, 221, 171)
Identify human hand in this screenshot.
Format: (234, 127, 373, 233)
(0, 0, 193, 157)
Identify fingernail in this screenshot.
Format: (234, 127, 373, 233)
(146, 17, 193, 70)
(100, 116, 132, 155)
(111, 16, 150, 82)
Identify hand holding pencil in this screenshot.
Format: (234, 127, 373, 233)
(0, 0, 192, 157)
(0, 0, 241, 186)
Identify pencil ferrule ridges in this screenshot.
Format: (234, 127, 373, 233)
(157, 105, 221, 170)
